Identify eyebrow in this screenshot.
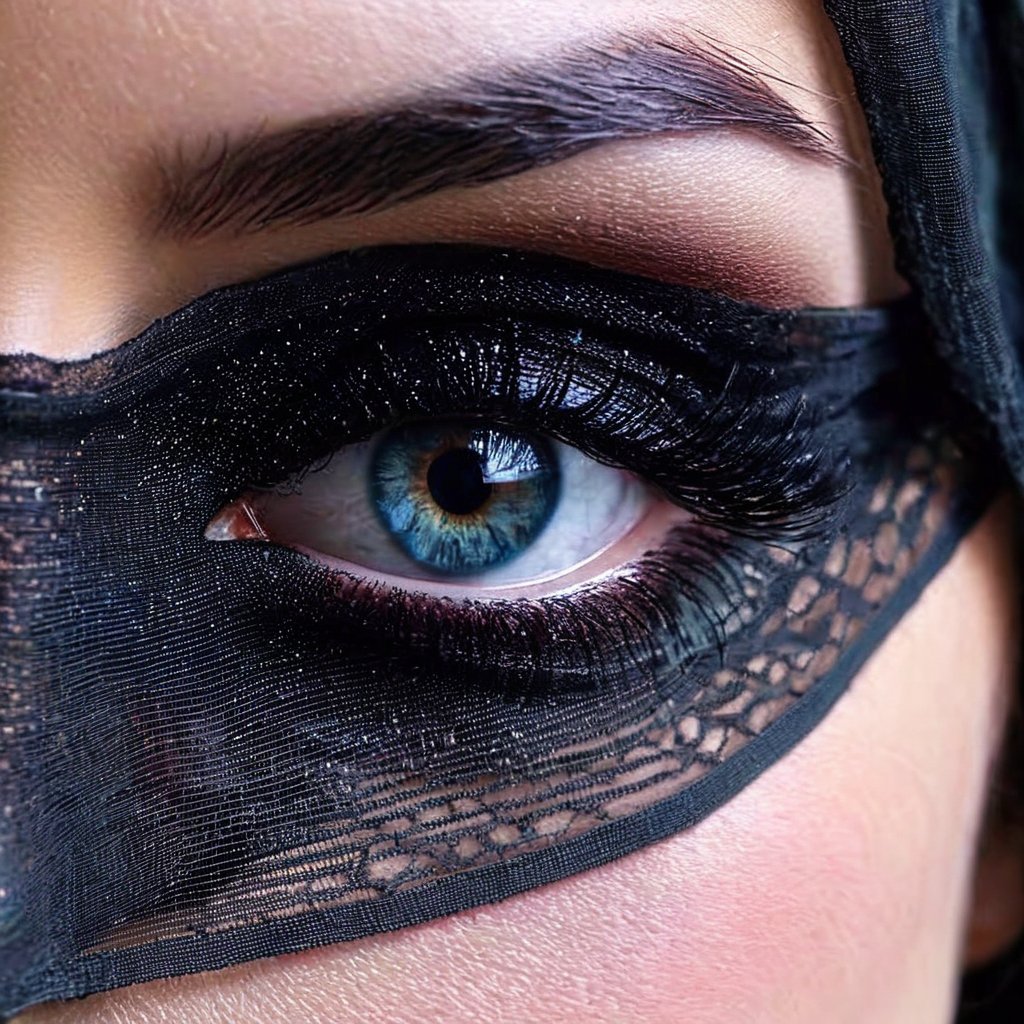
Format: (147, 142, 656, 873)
(152, 37, 834, 240)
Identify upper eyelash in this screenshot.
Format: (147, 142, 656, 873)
(236, 321, 851, 543)
(0, 241, 911, 551)
(204, 320, 869, 700)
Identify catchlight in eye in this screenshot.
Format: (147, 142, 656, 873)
(371, 421, 560, 575)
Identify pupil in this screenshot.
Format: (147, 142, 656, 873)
(427, 448, 493, 515)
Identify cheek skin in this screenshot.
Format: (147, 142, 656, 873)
(20, 497, 1019, 1024)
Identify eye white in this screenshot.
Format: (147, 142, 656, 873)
(238, 433, 650, 588)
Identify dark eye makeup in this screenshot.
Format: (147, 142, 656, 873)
(0, 244, 1002, 1010)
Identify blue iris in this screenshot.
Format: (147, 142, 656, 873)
(370, 421, 560, 575)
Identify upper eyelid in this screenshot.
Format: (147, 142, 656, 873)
(0, 243, 900, 423)
(210, 318, 880, 549)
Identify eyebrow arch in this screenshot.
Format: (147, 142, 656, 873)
(152, 36, 834, 240)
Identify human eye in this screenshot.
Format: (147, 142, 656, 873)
(0, 239, 996, 996)
(208, 419, 656, 592)
(198, 244, 865, 698)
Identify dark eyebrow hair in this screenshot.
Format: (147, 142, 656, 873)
(153, 37, 834, 240)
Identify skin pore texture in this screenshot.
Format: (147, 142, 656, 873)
(1, 1, 1020, 1022)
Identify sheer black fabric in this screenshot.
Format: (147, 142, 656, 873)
(827, 6, 1024, 1015)
(825, 0, 1024, 481)
(823, 3, 1024, 1019)
(0, 243, 1002, 1016)
(0, 1, 1022, 1018)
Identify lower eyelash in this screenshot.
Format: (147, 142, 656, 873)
(241, 523, 767, 700)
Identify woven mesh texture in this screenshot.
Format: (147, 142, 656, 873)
(81, 433, 971, 951)
(0, 246, 1000, 1014)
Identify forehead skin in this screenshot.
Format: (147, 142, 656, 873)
(0, 0, 900, 359)
(5, 3, 1014, 1024)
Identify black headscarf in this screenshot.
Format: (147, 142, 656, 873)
(827, 0, 1024, 478)
(825, 4, 1024, 1017)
